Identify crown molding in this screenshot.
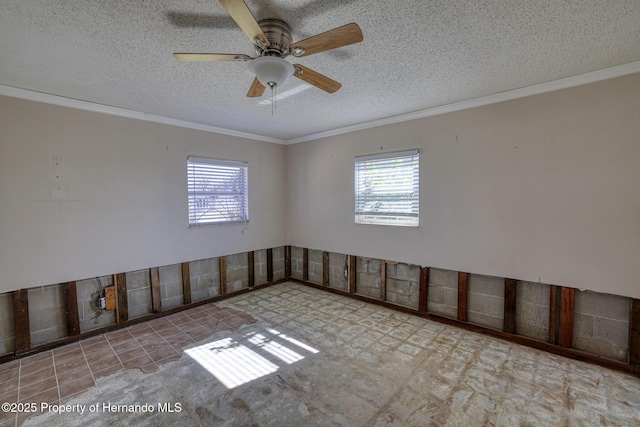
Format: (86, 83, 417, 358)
(2, 61, 639, 146)
(284, 61, 640, 144)
(0, 85, 286, 144)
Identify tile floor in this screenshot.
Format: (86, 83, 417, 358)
(1, 281, 639, 426)
(0, 305, 255, 426)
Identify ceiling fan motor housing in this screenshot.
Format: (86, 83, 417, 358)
(257, 19, 292, 57)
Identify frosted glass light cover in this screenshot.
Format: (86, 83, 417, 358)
(248, 56, 294, 87)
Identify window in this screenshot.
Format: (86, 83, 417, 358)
(187, 157, 248, 226)
(354, 149, 419, 226)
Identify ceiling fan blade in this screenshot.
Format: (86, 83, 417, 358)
(173, 53, 251, 62)
(289, 23, 363, 57)
(218, 0, 270, 47)
(293, 64, 342, 93)
(247, 77, 266, 97)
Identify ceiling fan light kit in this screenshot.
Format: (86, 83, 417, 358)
(173, 0, 364, 110)
(248, 56, 294, 88)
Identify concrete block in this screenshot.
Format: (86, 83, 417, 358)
(574, 291, 630, 320)
(430, 268, 457, 288)
(394, 294, 419, 310)
(76, 277, 111, 301)
(29, 307, 65, 333)
(159, 264, 181, 284)
(0, 294, 15, 342)
(427, 302, 457, 319)
(227, 280, 245, 293)
(189, 258, 217, 276)
(515, 280, 552, 342)
(468, 292, 486, 313)
(387, 278, 412, 296)
(574, 313, 594, 338)
(80, 308, 115, 332)
(0, 337, 15, 355)
(398, 263, 420, 282)
(469, 275, 504, 297)
(427, 284, 445, 304)
(126, 269, 149, 291)
(573, 336, 627, 362)
(386, 263, 396, 277)
(515, 322, 547, 342)
(516, 281, 550, 305)
(28, 285, 62, 309)
(593, 317, 628, 348)
(468, 312, 503, 330)
(444, 288, 458, 308)
(162, 295, 183, 310)
(128, 289, 152, 319)
(162, 281, 183, 299)
(485, 296, 505, 318)
(227, 266, 248, 285)
(28, 285, 66, 345)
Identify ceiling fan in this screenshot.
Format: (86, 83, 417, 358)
(173, 0, 364, 99)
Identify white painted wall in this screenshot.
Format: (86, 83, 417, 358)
(0, 96, 287, 292)
(286, 73, 640, 299)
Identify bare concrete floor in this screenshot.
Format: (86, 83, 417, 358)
(19, 282, 640, 426)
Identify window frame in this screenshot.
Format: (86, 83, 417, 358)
(187, 156, 249, 227)
(354, 149, 419, 227)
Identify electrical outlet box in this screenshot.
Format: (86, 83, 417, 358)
(104, 286, 116, 311)
(98, 297, 107, 310)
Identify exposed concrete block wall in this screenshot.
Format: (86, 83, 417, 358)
(189, 258, 220, 301)
(159, 264, 183, 309)
(428, 268, 458, 319)
(573, 291, 630, 361)
(0, 293, 14, 354)
(255, 250, 268, 285)
(126, 269, 152, 319)
(355, 257, 381, 299)
(77, 276, 115, 332)
(386, 262, 420, 309)
(226, 253, 248, 293)
(28, 285, 66, 346)
(468, 274, 504, 330)
(515, 281, 550, 341)
(328, 252, 349, 291)
(290, 246, 304, 280)
(308, 249, 323, 285)
(273, 246, 286, 281)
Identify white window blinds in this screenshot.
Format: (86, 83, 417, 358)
(354, 149, 419, 226)
(187, 157, 248, 226)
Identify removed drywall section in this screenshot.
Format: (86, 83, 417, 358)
(308, 249, 323, 285)
(291, 246, 304, 280)
(28, 285, 65, 346)
(428, 268, 458, 319)
(468, 274, 505, 330)
(77, 276, 115, 332)
(386, 262, 420, 309)
(355, 257, 382, 298)
(328, 252, 349, 291)
(573, 291, 630, 361)
(226, 253, 249, 293)
(255, 250, 268, 285)
(126, 269, 152, 319)
(273, 247, 286, 281)
(0, 293, 15, 354)
(189, 258, 220, 301)
(515, 281, 550, 341)
(159, 264, 183, 309)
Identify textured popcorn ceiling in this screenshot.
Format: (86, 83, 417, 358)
(1, 0, 639, 141)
